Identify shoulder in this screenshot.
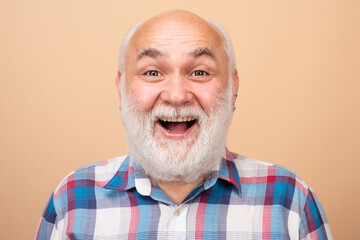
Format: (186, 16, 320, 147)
(52, 155, 128, 200)
(232, 152, 309, 186)
(230, 152, 311, 202)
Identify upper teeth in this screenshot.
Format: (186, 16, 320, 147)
(159, 117, 195, 122)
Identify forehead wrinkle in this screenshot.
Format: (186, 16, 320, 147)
(132, 20, 223, 47)
(128, 16, 227, 68)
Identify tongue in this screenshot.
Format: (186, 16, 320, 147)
(166, 122, 188, 133)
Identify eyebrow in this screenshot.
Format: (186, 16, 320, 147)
(136, 47, 216, 61)
(136, 48, 163, 61)
(188, 47, 215, 59)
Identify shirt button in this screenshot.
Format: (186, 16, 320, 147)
(174, 209, 180, 216)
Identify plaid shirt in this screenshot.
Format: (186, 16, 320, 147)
(36, 149, 332, 239)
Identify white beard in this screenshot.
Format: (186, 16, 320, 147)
(120, 81, 234, 183)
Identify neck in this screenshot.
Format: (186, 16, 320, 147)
(154, 179, 204, 205)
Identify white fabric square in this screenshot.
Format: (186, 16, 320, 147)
(93, 207, 130, 237)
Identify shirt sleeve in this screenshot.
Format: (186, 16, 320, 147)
(299, 189, 333, 240)
(35, 193, 59, 240)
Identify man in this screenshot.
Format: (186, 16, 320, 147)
(36, 10, 332, 239)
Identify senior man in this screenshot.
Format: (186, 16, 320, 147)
(36, 10, 332, 239)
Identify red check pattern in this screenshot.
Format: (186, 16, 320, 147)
(35, 149, 332, 239)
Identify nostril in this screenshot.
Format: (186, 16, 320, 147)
(159, 80, 193, 106)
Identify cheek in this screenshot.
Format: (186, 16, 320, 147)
(127, 83, 160, 111)
(190, 81, 224, 111)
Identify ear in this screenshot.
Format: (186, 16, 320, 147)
(232, 68, 239, 103)
(115, 70, 122, 101)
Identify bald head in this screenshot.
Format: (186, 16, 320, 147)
(130, 10, 223, 49)
(134, 10, 219, 33)
(118, 10, 236, 75)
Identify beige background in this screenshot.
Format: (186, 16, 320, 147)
(1, 0, 359, 239)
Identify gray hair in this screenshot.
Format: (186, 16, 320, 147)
(117, 19, 236, 81)
(117, 21, 145, 73)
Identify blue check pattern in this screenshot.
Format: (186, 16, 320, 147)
(36, 149, 332, 239)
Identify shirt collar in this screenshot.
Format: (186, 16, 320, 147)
(103, 156, 136, 191)
(103, 148, 242, 195)
(218, 149, 242, 193)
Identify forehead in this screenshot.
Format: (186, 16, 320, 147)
(128, 18, 224, 56)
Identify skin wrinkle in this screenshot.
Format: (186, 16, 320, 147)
(135, 48, 219, 89)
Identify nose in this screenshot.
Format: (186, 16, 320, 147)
(159, 74, 193, 106)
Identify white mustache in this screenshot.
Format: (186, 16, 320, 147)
(149, 105, 207, 123)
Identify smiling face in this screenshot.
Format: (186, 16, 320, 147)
(117, 11, 238, 182)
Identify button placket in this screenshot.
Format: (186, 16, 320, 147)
(167, 204, 189, 239)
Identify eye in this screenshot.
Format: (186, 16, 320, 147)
(144, 70, 161, 77)
(192, 70, 208, 77)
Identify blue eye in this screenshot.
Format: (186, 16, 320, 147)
(145, 70, 161, 77)
(193, 70, 208, 76)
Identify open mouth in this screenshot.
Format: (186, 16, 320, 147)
(157, 117, 197, 133)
